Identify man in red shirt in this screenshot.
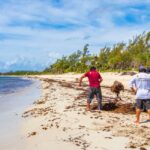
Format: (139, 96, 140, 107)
(79, 66, 103, 111)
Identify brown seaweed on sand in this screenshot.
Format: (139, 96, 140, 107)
(27, 132, 37, 137)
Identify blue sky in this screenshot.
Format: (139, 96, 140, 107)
(0, 0, 150, 72)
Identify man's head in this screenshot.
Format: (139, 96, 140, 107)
(138, 66, 146, 72)
(90, 66, 96, 71)
(147, 67, 150, 74)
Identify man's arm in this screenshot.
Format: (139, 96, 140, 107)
(129, 76, 137, 95)
(99, 73, 103, 83)
(99, 76, 103, 83)
(130, 87, 137, 95)
(79, 74, 86, 86)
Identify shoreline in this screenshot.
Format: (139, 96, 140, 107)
(0, 76, 35, 95)
(21, 72, 150, 150)
(0, 78, 41, 150)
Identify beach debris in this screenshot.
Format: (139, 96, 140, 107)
(34, 100, 45, 105)
(75, 91, 87, 100)
(102, 102, 135, 114)
(22, 107, 51, 118)
(129, 143, 137, 149)
(102, 125, 113, 132)
(22, 76, 150, 149)
(42, 127, 48, 130)
(66, 135, 90, 150)
(105, 136, 112, 139)
(62, 127, 67, 132)
(112, 124, 150, 149)
(27, 132, 37, 137)
(65, 105, 74, 109)
(113, 103, 135, 114)
(102, 102, 118, 111)
(88, 102, 135, 114)
(110, 80, 124, 101)
(120, 71, 136, 76)
(140, 147, 147, 150)
(75, 78, 79, 82)
(78, 125, 86, 129)
(43, 84, 51, 89)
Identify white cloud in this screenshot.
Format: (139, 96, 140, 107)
(0, 0, 150, 71)
(48, 52, 61, 59)
(0, 56, 46, 72)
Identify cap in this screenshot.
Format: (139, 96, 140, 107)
(139, 66, 146, 72)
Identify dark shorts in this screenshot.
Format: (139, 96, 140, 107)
(87, 87, 102, 103)
(136, 99, 150, 110)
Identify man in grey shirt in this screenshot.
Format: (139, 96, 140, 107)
(129, 66, 150, 124)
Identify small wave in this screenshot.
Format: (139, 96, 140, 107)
(0, 76, 33, 95)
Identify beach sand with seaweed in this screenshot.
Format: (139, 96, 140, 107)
(22, 72, 150, 150)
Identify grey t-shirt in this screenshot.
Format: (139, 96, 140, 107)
(129, 73, 150, 99)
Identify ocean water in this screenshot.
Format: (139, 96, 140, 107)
(0, 76, 41, 150)
(0, 76, 33, 95)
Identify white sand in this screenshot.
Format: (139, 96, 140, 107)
(22, 72, 150, 150)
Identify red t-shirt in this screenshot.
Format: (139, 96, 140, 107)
(84, 70, 102, 87)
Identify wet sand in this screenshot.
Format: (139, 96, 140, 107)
(22, 73, 150, 150)
(0, 79, 41, 150)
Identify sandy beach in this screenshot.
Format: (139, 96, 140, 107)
(22, 72, 150, 150)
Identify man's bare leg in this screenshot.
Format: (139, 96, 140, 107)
(135, 108, 141, 124)
(86, 103, 91, 111)
(97, 101, 102, 110)
(147, 110, 150, 120)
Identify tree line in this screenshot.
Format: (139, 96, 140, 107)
(44, 31, 150, 74)
(0, 71, 44, 76)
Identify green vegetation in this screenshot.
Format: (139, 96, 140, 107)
(45, 32, 150, 73)
(1, 31, 150, 75)
(0, 71, 44, 76)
